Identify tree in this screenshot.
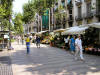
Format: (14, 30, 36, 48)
(14, 13, 24, 34)
(23, 1, 35, 24)
(0, 5, 5, 19)
(22, 0, 58, 24)
(32, 0, 58, 15)
(0, 0, 14, 30)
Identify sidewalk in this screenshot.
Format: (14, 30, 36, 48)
(0, 50, 13, 75)
(9, 42, 100, 75)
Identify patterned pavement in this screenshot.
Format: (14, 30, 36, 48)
(0, 51, 13, 75)
(8, 42, 100, 75)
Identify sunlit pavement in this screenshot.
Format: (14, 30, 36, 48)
(8, 42, 100, 75)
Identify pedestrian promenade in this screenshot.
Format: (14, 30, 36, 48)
(8, 42, 100, 75)
(0, 51, 13, 75)
(0, 42, 99, 75)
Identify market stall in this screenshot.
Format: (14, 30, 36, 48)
(36, 31, 50, 44)
(84, 23, 100, 55)
(89, 23, 100, 28)
(49, 29, 66, 47)
(0, 31, 9, 50)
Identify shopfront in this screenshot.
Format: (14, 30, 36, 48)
(0, 31, 9, 50)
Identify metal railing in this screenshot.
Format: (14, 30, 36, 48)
(75, 16, 83, 21)
(82, 12, 93, 19)
(75, 0, 82, 6)
(67, 17, 73, 22)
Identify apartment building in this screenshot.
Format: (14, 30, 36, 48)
(28, 0, 100, 33)
(73, 0, 100, 26)
(53, 0, 100, 28)
(52, 0, 67, 30)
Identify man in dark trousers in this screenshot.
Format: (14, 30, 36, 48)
(36, 35, 40, 48)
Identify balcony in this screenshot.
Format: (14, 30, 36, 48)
(84, 0, 91, 3)
(67, 3, 73, 9)
(75, 0, 82, 6)
(61, 0, 65, 8)
(75, 16, 83, 21)
(67, 17, 73, 22)
(54, 3, 58, 12)
(95, 10, 100, 17)
(84, 12, 93, 19)
(63, 18, 66, 23)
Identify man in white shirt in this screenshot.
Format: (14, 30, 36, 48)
(75, 35, 84, 61)
(64, 36, 70, 49)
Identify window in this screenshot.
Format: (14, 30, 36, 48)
(86, 3, 91, 15)
(97, 0, 100, 11)
(78, 6, 82, 18)
(69, 22, 72, 27)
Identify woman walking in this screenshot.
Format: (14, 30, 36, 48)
(70, 36, 75, 54)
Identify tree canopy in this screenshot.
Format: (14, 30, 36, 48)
(0, 0, 14, 31)
(23, 1, 35, 24)
(22, 0, 58, 24)
(14, 13, 24, 34)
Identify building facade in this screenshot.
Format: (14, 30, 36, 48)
(73, 0, 100, 26)
(52, 0, 100, 29)
(25, 0, 100, 33)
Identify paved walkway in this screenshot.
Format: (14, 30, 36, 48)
(0, 51, 13, 75)
(9, 42, 100, 75)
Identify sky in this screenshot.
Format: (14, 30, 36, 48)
(13, 0, 29, 13)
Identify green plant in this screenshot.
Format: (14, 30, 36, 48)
(11, 39, 15, 42)
(0, 38, 3, 40)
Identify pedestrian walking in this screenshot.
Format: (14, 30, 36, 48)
(21, 35, 24, 45)
(36, 35, 40, 48)
(26, 34, 31, 54)
(64, 36, 70, 49)
(70, 36, 75, 54)
(75, 35, 84, 61)
(17, 36, 21, 44)
(34, 35, 36, 44)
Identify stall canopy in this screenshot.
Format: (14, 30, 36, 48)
(62, 26, 89, 35)
(36, 30, 48, 35)
(49, 32, 54, 35)
(89, 23, 100, 28)
(4, 35, 9, 38)
(54, 29, 66, 33)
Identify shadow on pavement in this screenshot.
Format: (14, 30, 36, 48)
(10, 42, 100, 75)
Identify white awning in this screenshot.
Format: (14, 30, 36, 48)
(62, 26, 89, 35)
(36, 30, 48, 35)
(54, 29, 66, 32)
(89, 23, 100, 28)
(49, 32, 54, 35)
(4, 35, 9, 38)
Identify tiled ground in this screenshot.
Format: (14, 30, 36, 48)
(0, 51, 13, 75)
(8, 42, 100, 75)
